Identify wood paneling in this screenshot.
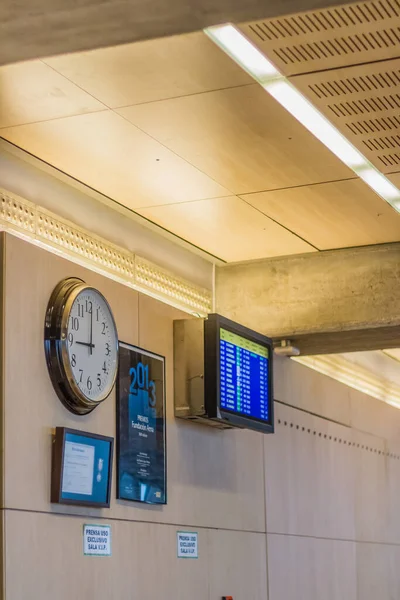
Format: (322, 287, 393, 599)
(242, 179, 400, 250)
(2, 234, 266, 533)
(353, 429, 387, 543)
(207, 529, 268, 600)
(3, 233, 400, 600)
(3, 233, 139, 513)
(355, 543, 400, 600)
(118, 85, 352, 196)
(0, 61, 105, 128)
(264, 403, 355, 540)
(4, 511, 209, 600)
(0, 112, 231, 210)
(267, 534, 357, 600)
(273, 355, 351, 425)
(137, 196, 315, 262)
(3, 509, 270, 600)
(44, 33, 251, 108)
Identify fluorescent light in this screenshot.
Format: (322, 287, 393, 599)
(205, 24, 400, 211)
(387, 399, 400, 409)
(205, 24, 280, 83)
(357, 169, 400, 205)
(295, 355, 400, 409)
(267, 80, 367, 169)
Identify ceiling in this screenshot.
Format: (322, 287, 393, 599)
(1, 0, 400, 263)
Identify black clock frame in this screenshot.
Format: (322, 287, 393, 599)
(44, 277, 119, 415)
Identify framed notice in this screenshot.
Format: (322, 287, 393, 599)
(117, 342, 166, 504)
(51, 427, 114, 508)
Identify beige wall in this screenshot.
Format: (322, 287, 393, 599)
(1, 232, 400, 600)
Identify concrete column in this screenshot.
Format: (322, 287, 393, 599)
(216, 244, 400, 355)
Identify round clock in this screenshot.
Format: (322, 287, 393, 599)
(44, 277, 119, 415)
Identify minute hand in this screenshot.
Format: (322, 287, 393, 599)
(89, 305, 93, 356)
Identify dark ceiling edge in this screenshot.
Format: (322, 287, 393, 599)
(1, 0, 357, 65)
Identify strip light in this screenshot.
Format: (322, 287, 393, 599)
(205, 24, 400, 211)
(294, 354, 400, 409)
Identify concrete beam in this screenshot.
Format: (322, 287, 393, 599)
(2, 0, 354, 65)
(215, 244, 400, 356)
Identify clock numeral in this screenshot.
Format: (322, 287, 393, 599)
(102, 361, 107, 374)
(85, 300, 92, 314)
(68, 332, 73, 347)
(79, 369, 83, 383)
(71, 317, 79, 331)
(102, 322, 106, 335)
(97, 374, 101, 387)
(105, 342, 111, 356)
(96, 308, 100, 322)
(71, 354, 76, 368)
(87, 376, 92, 391)
(77, 303, 84, 318)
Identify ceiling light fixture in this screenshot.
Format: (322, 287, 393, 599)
(205, 24, 400, 211)
(207, 24, 280, 82)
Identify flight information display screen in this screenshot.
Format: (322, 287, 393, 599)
(219, 328, 270, 422)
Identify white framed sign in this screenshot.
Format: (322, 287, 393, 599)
(177, 531, 198, 558)
(83, 524, 111, 556)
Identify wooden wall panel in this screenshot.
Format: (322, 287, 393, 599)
(3, 233, 139, 514)
(2, 233, 266, 534)
(207, 529, 267, 600)
(273, 355, 351, 426)
(4, 510, 209, 600)
(4, 509, 270, 600)
(264, 403, 355, 540)
(3, 232, 400, 600)
(353, 430, 387, 544)
(355, 543, 400, 600)
(267, 534, 357, 600)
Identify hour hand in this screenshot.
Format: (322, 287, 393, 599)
(75, 340, 95, 349)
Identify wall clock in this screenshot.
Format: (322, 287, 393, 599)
(45, 277, 119, 415)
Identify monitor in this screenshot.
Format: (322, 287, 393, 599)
(204, 314, 274, 433)
(51, 427, 114, 508)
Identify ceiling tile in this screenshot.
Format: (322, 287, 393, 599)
(0, 60, 105, 128)
(383, 349, 400, 363)
(118, 85, 352, 195)
(242, 179, 400, 250)
(241, 0, 400, 76)
(0, 111, 231, 209)
(137, 196, 315, 262)
(388, 172, 400, 187)
(293, 59, 400, 174)
(44, 32, 252, 108)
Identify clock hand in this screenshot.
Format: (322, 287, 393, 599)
(76, 340, 95, 348)
(90, 303, 93, 356)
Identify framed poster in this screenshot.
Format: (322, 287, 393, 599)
(51, 427, 114, 508)
(116, 342, 166, 504)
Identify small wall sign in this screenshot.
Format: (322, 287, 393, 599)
(177, 531, 198, 558)
(83, 524, 111, 556)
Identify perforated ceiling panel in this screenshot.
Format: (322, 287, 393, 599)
(293, 59, 400, 172)
(241, 0, 400, 76)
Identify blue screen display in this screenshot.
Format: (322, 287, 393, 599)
(220, 328, 270, 422)
(61, 432, 112, 505)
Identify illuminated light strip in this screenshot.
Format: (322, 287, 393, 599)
(205, 24, 400, 211)
(294, 354, 400, 409)
(0, 188, 212, 316)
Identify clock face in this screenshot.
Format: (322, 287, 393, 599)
(65, 288, 118, 403)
